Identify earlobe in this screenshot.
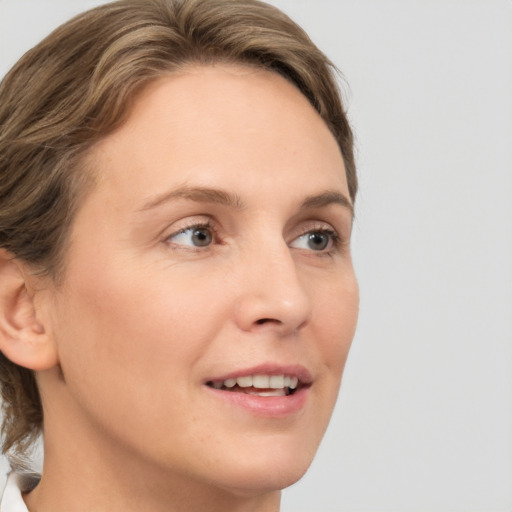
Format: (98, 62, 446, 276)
(0, 250, 59, 371)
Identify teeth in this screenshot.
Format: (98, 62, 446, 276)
(269, 375, 284, 388)
(253, 375, 270, 388)
(236, 376, 253, 387)
(211, 374, 300, 391)
(245, 388, 287, 397)
(224, 378, 237, 388)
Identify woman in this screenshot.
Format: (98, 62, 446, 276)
(0, 0, 358, 510)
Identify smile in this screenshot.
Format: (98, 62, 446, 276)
(206, 374, 300, 397)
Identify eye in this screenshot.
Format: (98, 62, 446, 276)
(290, 229, 338, 252)
(167, 224, 213, 248)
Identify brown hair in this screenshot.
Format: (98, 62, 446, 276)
(0, 0, 356, 459)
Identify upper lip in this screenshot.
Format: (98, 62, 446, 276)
(204, 363, 313, 385)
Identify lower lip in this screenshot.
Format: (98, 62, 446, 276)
(205, 386, 309, 418)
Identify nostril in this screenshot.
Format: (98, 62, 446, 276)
(255, 318, 279, 325)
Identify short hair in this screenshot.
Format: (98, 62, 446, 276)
(0, 0, 357, 458)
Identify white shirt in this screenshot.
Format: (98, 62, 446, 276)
(0, 473, 38, 512)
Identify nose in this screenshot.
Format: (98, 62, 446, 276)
(233, 239, 312, 335)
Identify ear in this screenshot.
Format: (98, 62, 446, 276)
(0, 250, 59, 371)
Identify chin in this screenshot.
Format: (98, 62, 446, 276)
(220, 465, 310, 497)
(210, 439, 319, 496)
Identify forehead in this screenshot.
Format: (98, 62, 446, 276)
(86, 64, 348, 209)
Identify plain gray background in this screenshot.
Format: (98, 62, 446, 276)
(1, 1, 511, 511)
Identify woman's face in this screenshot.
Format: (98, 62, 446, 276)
(41, 65, 358, 494)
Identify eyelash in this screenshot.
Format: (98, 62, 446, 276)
(164, 221, 342, 255)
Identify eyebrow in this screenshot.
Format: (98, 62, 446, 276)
(299, 191, 353, 216)
(139, 185, 246, 211)
(139, 185, 353, 216)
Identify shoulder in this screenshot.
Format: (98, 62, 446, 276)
(0, 472, 38, 512)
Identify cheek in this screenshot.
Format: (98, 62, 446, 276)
(49, 271, 227, 455)
(316, 272, 359, 366)
(307, 273, 358, 429)
(53, 264, 228, 395)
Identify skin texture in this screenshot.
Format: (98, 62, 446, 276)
(18, 65, 359, 512)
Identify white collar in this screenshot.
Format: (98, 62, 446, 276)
(0, 472, 39, 512)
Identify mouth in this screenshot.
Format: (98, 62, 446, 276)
(206, 374, 304, 397)
(204, 366, 313, 417)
